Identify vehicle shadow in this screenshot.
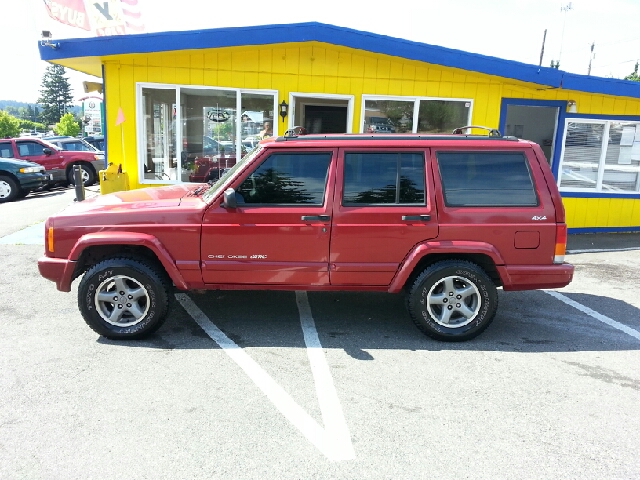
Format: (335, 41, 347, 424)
(21, 189, 68, 201)
(97, 289, 640, 355)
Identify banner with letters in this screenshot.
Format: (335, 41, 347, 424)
(43, 0, 91, 31)
(42, 0, 144, 36)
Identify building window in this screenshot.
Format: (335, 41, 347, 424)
(138, 83, 277, 184)
(343, 152, 425, 205)
(436, 152, 538, 207)
(558, 119, 640, 193)
(362, 96, 472, 134)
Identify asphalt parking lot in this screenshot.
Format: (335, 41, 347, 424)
(1, 188, 639, 479)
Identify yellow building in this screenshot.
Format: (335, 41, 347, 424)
(39, 22, 640, 232)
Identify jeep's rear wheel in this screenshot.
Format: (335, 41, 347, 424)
(78, 257, 169, 339)
(407, 260, 498, 341)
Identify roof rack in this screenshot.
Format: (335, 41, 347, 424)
(452, 125, 502, 137)
(276, 124, 514, 142)
(276, 133, 517, 142)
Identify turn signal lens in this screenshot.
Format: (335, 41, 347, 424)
(554, 224, 567, 263)
(48, 226, 54, 253)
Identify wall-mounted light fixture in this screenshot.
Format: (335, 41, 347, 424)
(279, 100, 288, 123)
(567, 100, 577, 113)
(40, 30, 59, 50)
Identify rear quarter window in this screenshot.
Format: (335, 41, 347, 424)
(436, 151, 538, 207)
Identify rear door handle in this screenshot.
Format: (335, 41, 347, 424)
(401, 215, 431, 221)
(301, 215, 331, 222)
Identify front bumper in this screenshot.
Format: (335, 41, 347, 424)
(38, 256, 76, 292)
(17, 172, 51, 190)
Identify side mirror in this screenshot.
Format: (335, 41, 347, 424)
(223, 188, 237, 209)
(42, 148, 52, 156)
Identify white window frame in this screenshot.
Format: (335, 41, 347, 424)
(136, 82, 278, 185)
(360, 95, 474, 133)
(557, 117, 640, 194)
(288, 92, 355, 132)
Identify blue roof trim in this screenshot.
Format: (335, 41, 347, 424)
(38, 22, 640, 98)
(568, 226, 640, 234)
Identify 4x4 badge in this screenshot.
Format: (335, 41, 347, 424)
(532, 216, 547, 221)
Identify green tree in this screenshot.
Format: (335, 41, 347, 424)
(0, 111, 21, 138)
(625, 62, 640, 82)
(18, 120, 47, 133)
(54, 113, 80, 136)
(37, 64, 74, 126)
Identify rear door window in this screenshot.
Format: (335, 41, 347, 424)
(436, 151, 538, 207)
(343, 152, 425, 205)
(0, 142, 13, 158)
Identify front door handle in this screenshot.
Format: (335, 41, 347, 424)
(301, 215, 331, 222)
(401, 215, 431, 221)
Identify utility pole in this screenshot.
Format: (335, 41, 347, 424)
(587, 42, 595, 75)
(539, 29, 547, 67)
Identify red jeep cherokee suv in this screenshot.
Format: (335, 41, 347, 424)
(38, 130, 574, 341)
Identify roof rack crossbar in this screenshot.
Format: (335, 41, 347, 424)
(452, 125, 502, 137)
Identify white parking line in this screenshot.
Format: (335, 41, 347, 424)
(567, 247, 640, 254)
(295, 291, 355, 459)
(175, 292, 355, 461)
(544, 290, 640, 341)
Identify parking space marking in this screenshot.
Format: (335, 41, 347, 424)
(176, 293, 355, 461)
(544, 290, 640, 341)
(295, 291, 355, 458)
(567, 247, 640, 254)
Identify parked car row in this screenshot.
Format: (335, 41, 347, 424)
(0, 157, 52, 203)
(0, 137, 104, 192)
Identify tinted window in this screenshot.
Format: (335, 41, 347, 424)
(236, 153, 331, 205)
(437, 152, 538, 207)
(343, 152, 425, 205)
(16, 141, 45, 157)
(0, 142, 13, 158)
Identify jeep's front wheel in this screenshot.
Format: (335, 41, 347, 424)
(407, 260, 498, 341)
(78, 258, 169, 339)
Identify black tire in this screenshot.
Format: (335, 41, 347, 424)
(17, 188, 30, 199)
(67, 164, 96, 187)
(406, 260, 498, 342)
(0, 175, 19, 203)
(78, 257, 170, 339)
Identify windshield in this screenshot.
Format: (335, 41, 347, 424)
(59, 139, 99, 152)
(202, 145, 263, 203)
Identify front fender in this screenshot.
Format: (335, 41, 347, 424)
(67, 231, 189, 290)
(387, 240, 506, 293)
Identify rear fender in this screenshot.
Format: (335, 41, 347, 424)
(387, 241, 506, 293)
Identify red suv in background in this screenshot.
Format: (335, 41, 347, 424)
(38, 129, 574, 342)
(0, 137, 104, 187)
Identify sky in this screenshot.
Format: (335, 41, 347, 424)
(2, 0, 640, 104)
